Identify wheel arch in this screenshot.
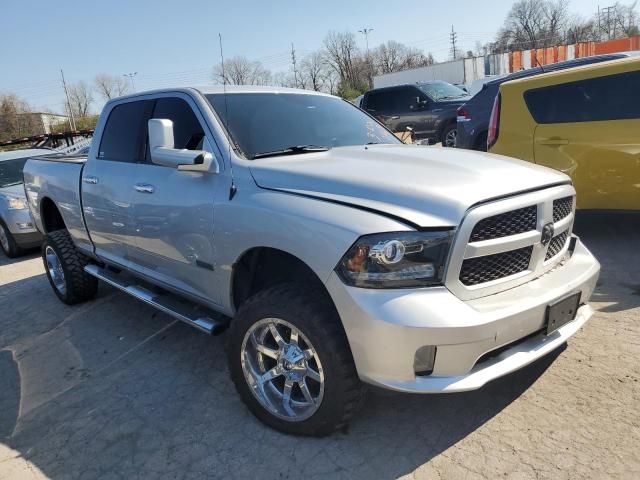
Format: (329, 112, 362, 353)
(230, 246, 334, 312)
(39, 197, 67, 233)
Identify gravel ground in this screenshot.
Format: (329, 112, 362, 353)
(0, 213, 638, 480)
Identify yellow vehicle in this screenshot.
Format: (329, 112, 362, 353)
(488, 56, 640, 210)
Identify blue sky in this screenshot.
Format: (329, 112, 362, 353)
(1, 0, 603, 113)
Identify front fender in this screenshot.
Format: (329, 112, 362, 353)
(212, 189, 412, 312)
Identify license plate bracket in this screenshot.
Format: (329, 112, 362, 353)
(546, 292, 581, 335)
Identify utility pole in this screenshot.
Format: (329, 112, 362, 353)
(600, 5, 616, 40)
(450, 25, 458, 60)
(60, 69, 76, 131)
(123, 72, 138, 92)
(290, 43, 299, 89)
(358, 28, 374, 56)
(358, 28, 374, 88)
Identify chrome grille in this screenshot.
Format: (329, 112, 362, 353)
(470, 205, 537, 242)
(545, 230, 569, 261)
(553, 196, 573, 223)
(459, 246, 532, 286)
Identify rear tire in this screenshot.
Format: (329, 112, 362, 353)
(227, 283, 364, 436)
(0, 220, 22, 258)
(42, 230, 98, 305)
(441, 123, 457, 147)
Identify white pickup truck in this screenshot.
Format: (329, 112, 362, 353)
(23, 86, 600, 436)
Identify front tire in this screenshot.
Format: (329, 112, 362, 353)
(42, 230, 98, 305)
(228, 283, 364, 436)
(0, 220, 22, 258)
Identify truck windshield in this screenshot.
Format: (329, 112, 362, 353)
(206, 93, 401, 159)
(0, 158, 28, 188)
(418, 81, 468, 101)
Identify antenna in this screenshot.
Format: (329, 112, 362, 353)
(218, 33, 237, 200)
(534, 56, 546, 73)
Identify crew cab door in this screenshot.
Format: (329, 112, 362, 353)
(127, 95, 223, 304)
(529, 69, 640, 210)
(82, 100, 154, 266)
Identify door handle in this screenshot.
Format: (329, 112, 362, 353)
(134, 183, 155, 194)
(83, 175, 98, 184)
(540, 138, 569, 146)
(390, 116, 400, 120)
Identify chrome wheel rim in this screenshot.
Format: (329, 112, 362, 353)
(45, 246, 67, 295)
(0, 224, 9, 252)
(241, 318, 325, 422)
(444, 128, 457, 147)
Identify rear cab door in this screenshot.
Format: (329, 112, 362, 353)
(82, 99, 153, 266)
(527, 62, 640, 210)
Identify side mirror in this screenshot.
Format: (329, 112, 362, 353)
(148, 119, 219, 173)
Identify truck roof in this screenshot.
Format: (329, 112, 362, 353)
(110, 85, 332, 103)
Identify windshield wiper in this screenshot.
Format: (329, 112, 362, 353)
(252, 145, 329, 159)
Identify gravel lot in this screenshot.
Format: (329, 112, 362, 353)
(0, 214, 638, 480)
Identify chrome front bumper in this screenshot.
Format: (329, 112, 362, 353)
(326, 236, 600, 393)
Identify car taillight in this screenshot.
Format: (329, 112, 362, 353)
(456, 106, 471, 122)
(487, 93, 501, 149)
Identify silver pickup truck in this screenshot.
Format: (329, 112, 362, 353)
(24, 86, 600, 436)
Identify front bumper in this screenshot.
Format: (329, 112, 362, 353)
(326, 236, 600, 393)
(2, 209, 42, 248)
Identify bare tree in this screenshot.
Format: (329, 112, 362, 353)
(566, 15, 599, 43)
(67, 81, 93, 118)
(372, 41, 434, 75)
(300, 51, 328, 91)
(323, 31, 367, 92)
(213, 56, 272, 85)
(495, 0, 570, 51)
(94, 74, 129, 100)
(611, 1, 640, 37)
(0, 94, 41, 141)
(272, 71, 297, 88)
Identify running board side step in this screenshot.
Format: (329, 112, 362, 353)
(84, 264, 229, 335)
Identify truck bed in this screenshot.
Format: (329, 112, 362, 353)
(23, 154, 92, 252)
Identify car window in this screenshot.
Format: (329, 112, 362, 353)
(524, 70, 640, 124)
(98, 100, 154, 162)
(392, 87, 423, 113)
(365, 90, 395, 113)
(418, 81, 467, 101)
(151, 97, 205, 151)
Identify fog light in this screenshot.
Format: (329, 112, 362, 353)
(414, 345, 437, 376)
(17, 222, 33, 230)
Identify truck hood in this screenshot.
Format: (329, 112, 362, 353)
(248, 145, 569, 227)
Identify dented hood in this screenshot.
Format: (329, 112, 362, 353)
(249, 144, 569, 227)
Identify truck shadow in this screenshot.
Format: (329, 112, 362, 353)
(1, 278, 563, 479)
(0, 213, 634, 479)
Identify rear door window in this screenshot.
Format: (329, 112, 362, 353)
(524, 70, 640, 124)
(365, 90, 395, 114)
(98, 100, 154, 162)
